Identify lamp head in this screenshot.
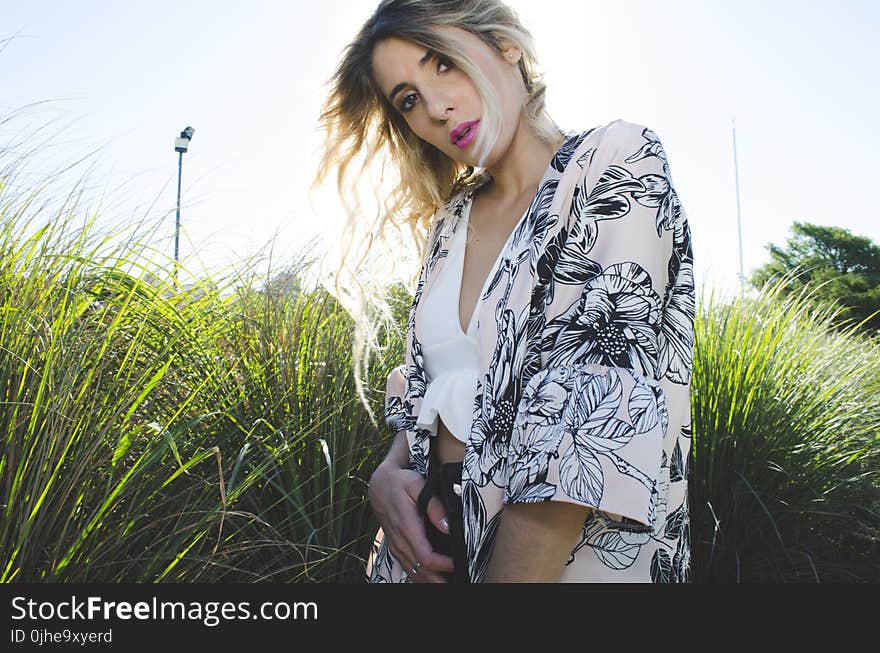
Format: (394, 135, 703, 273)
(174, 126, 195, 153)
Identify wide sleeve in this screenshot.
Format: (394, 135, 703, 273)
(383, 363, 410, 434)
(503, 121, 689, 533)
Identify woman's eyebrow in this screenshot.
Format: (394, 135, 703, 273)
(388, 48, 436, 104)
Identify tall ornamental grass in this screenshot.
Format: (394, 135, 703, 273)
(0, 151, 401, 582)
(207, 259, 406, 582)
(691, 277, 880, 582)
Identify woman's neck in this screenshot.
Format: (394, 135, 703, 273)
(481, 122, 565, 201)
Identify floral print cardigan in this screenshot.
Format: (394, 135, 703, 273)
(367, 119, 695, 582)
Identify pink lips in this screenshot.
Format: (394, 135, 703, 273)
(451, 120, 479, 148)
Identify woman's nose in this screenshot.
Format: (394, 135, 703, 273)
(424, 91, 454, 122)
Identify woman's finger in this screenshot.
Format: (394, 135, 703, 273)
(425, 494, 450, 535)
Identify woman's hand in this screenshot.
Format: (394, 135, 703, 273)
(368, 460, 455, 583)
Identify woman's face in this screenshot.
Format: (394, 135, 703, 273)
(370, 25, 525, 168)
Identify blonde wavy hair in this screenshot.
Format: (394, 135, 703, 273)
(310, 0, 565, 422)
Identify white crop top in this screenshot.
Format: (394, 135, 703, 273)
(415, 203, 482, 445)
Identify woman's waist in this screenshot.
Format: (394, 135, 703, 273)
(435, 419, 465, 465)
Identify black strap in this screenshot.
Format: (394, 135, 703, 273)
(416, 451, 444, 519)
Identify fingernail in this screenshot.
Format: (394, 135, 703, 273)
(439, 517, 449, 534)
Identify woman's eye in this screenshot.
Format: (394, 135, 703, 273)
(399, 56, 454, 113)
(400, 92, 418, 112)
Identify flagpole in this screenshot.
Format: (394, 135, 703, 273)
(732, 118, 745, 291)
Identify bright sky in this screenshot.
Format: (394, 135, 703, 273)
(2, 0, 878, 297)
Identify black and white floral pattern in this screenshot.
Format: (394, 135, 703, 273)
(369, 119, 694, 582)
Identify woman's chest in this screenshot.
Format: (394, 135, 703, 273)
(457, 192, 535, 334)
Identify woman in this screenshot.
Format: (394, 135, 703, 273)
(312, 0, 695, 582)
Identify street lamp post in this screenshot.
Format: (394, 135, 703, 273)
(173, 125, 195, 287)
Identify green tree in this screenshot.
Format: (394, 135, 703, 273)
(750, 222, 880, 332)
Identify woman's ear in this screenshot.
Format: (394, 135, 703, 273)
(501, 45, 522, 65)
(494, 35, 522, 65)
